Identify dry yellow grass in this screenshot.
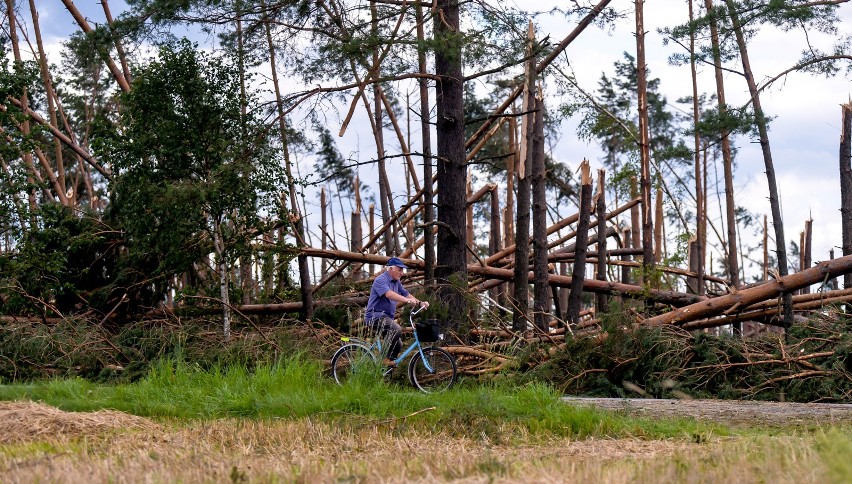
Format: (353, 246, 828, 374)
(0, 400, 159, 445)
(0, 401, 836, 483)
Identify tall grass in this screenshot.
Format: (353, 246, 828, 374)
(0, 355, 721, 441)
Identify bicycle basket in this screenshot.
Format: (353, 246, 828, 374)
(415, 320, 443, 343)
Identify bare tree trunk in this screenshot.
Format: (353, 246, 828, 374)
(596, 170, 608, 313)
(466, 175, 474, 262)
(803, 218, 812, 294)
(321, 187, 328, 277)
(726, 0, 792, 326)
(505, 116, 517, 305)
(262, 4, 313, 319)
(415, 2, 435, 286)
(101, 0, 132, 84)
(434, 0, 468, 328)
(689, 0, 704, 295)
(369, 204, 376, 274)
(560, 261, 570, 309)
(512, 22, 536, 332)
(29, 0, 69, 204)
(6, 0, 38, 220)
(567, 161, 592, 324)
(506, 116, 517, 250)
(532, 93, 548, 331)
(687, 238, 699, 294)
(629, 176, 642, 285)
(702, 0, 740, 301)
(635, 0, 654, 277)
(60, 0, 130, 92)
(489, 185, 502, 306)
(235, 9, 254, 306)
(763, 214, 769, 281)
(351, 211, 363, 281)
(212, 219, 231, 339)
(654, 186, 664, 264)
(841, 103, 852, 289)
(370, 0, 398, 256)
(621, 228, 632, 285)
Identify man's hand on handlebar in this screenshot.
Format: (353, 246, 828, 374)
(407, 298, 429, 309)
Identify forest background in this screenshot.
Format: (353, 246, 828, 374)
(22, 0, 850, 276)
(2, 0, 852, 348)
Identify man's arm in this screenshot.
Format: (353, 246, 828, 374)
(383, 289, 419, 306)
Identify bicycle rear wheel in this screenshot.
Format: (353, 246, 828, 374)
(408, 347, 457, 393)
(331, 343, 377, 385)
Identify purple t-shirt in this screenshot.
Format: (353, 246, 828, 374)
(365, 271, 410, 320)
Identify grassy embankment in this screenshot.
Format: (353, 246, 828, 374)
(0, 357, 850, 482)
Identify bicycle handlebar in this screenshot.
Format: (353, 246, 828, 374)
(410, 303, 428, 317)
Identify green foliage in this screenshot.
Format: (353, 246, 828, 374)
(94, 40, 283, 306)
(563, 53, 692, 201)
(0, 204, 119, 315)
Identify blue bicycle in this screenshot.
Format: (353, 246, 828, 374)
(331, 305, 457, 393)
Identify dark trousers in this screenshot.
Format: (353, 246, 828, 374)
(365, 315, 402, 359)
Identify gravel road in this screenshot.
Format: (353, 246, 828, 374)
(563, 397, 852, 425)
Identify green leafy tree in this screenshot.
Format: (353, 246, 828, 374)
(96, 40, 283, 335)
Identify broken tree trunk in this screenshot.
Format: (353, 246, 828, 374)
(841, 102, 852, 289)
(489, 185, 502, 305)
(654, 185, 664, 264)
(468, 265, 704, 307)
(512, 21, 536, 332)
(416, 1, 435, 286)
(596, 170, 608, 314)
(644, 254, 852, 326)
(689, 0, 704, 297)
(635, 0, 654, 275)
(630, 176, 642, 284)
(351, 210, 363, 281)
(532, 92, 548, 331)
(321, 188, 328, 277)
(566, 160, 593, 324)
(264, 14, 312, 319)
(621, 228, 632, 285)
(802, 218, 812, 294)
(298, 247, 708, 308)
(464, 0, 614, 150)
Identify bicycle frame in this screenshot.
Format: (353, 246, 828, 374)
(371, 305, 438, 372)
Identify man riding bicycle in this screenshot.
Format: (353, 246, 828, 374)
(364, 257, 427, 366)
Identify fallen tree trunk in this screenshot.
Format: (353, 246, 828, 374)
(468, 265, 705, 307)
(644, 254, 852, 326)
(301, 247, 706, 307)
(682, 290, 852, 330)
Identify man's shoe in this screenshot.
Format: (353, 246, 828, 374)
(382, 358, 397, 368)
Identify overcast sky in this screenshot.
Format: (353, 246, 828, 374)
(27, 0, 852, 281)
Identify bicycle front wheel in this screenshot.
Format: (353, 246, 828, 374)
(331, 343, 377, 385)
(408, 347, 457, 393)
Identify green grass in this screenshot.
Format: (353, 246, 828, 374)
(816, 428, 852, 482)
(0, 355, 724, 441)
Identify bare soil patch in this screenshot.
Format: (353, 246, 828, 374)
(563, 397, 852, 425)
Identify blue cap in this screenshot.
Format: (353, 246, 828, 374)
(386, 257, 408, 269)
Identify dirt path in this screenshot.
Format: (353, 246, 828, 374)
(563, 397, 852, 425)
